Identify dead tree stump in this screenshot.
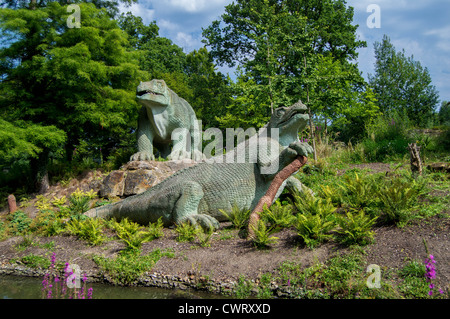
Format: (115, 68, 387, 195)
(408, 143, 423, 176)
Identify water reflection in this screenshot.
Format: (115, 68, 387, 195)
(0, 275, 223, 299)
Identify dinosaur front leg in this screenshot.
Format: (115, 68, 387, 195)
(131, 106, 155, 161)
(168, 128, 191, 160)
(173, 181, 220, 230)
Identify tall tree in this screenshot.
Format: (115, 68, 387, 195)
(0, 0, 137, 17)
(185, 47, 232, 129)
(0, 3, 146, 192)
(202, 0, 366, 126)
(368, 35, 439, 126)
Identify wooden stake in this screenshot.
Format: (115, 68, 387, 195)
(247, 155, 308, 240)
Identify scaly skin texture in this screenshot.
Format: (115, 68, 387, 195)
(131, 79, 203, 161)
(85, 101, 313, 229)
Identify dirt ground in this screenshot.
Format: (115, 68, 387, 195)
(0, 163, 449, 294)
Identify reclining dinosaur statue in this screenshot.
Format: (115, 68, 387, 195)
(85, 101, 313, 229)
(131, 79, 203, 161)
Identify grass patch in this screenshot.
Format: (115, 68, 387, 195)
(93, 249, 174, 286)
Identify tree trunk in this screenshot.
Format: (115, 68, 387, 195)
(408, 143, 423, 176)
(30, 148, 50, 194)
(303, 54, 317, 162)
(247, 155, 308, 240)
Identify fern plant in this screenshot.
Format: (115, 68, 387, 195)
(339, 173, 378, 210)
(250, 219, 279, 249)
(68, 195, 91, 215)
(295, 213, 335, 249)
(336, 209, 377, 246)
(197, 226, 215, 247)
(377, 177, 422, 226)
(175, 222, 200, 242)
(220, 204, 251, 229)
(261, 201, 296, 231)
(66, 218, 106, 246)
(293, 192, 336, 219)
(111, 218, 162, 252)
(147, 218, 164, 240)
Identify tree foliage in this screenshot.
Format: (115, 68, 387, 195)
(368, 35, 439, 126)
(0, 3, 146, 191)
(202, 0, 367, 129)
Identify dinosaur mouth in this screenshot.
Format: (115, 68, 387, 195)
(136, 90, 164, 98)
(278, 107, 308, 126)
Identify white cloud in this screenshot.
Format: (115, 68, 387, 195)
(175, 32, 203, 52)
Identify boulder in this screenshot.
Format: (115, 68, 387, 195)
(99, 160, 198, 198)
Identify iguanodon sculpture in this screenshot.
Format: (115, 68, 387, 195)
(130, 79, 203, 161)
(85, 101, 313, 229)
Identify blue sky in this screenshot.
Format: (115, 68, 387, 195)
(119, 0, 450, 106)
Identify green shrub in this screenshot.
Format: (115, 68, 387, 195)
(8, 210, 32, 235)
(220, 205, 251, 229)
(29, 210, 65, 236)
(197, 226, 214, 247)
(261, 202, 296, 231)
(93, 249, 174, 286)
(147, 218, 164, 240)
(295, 212, 335, 249)
(336, 209, 377, 246)
(66, 217, 106, 246)
(175, 222, 199, 242)
(359, 112, 413, 162)
(293, 192, 336, 219)
(111, 218, 163, 252)
(250, 219, 279, 249)
(377, 177, 425, 226)
(339, 173, 379, 211)
(68, 195, 91, 215)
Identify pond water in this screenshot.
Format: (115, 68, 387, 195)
(0, 275, 224, 299)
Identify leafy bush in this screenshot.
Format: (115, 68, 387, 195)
(66, 218, 106, 246)
(29, 210, 65, 236)
(175, 222, 199, 242)
(377, 176, 425, 226)
(336, 209, 377, 246)
(295, 212, 335, 249)
(147, 218, 165, 240)
(67, 194, 91, 215)
(339, 173, 379, 211)
(197, 226, 214, 247)
(250, 219, 279, 249)
(111, 218, 163, 252)
(8, 210, 32, 235)
(93, 249, 174, 286)
(359, 112, 413, 162)
(293, 192, 336, 219)
(261, 202, 296, 231)
(220, 205, 251, 229)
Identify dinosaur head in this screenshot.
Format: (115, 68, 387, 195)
(136, 79, 170, 107)
(268, 100, 309, 132)
(264, 101, 310, 147)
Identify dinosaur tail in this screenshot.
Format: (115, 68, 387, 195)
(84, 201, 121, 219)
